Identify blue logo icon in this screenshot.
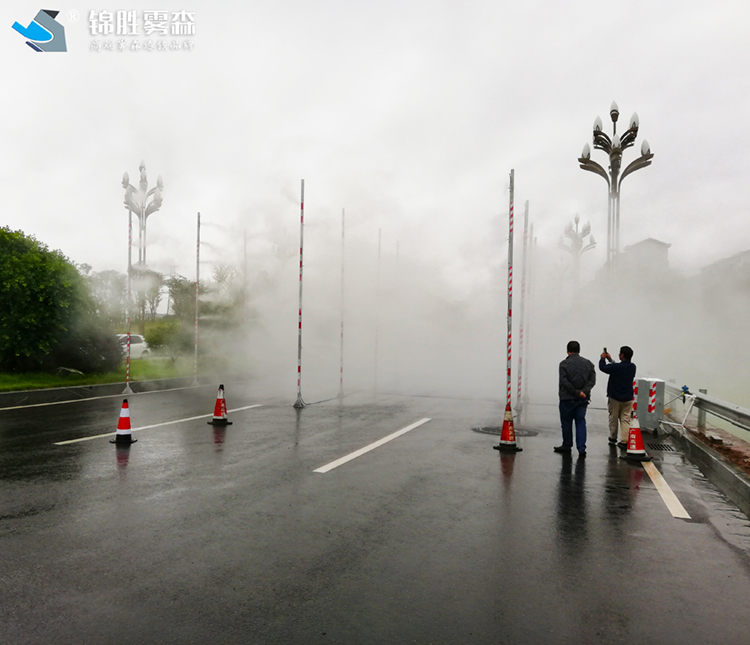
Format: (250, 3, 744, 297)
(12, 10, 67, 52)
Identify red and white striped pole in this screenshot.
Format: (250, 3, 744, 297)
(338, 208, 345, 399)
(515, 200, 529, 415)
(633, 379, 638, 416)
(374, 227, 381, 394)
(648, 380, 657, 415)
(522, 224, 535, 409)
(294, 180, 306, 409)
(123, 209, 133, 394)
(506, 169, 514, 408)
(192, 212, 200, 387)
(494, 170, 522, 452)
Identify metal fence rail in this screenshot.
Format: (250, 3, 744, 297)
(664, 382, 750, 434)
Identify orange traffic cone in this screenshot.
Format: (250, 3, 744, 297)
(493, 404, 523, 452)
(623, 411, 651, 462)
(110, 399, 137, 444)
(208, 384, 233, 426)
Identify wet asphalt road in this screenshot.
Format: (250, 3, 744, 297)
(2, 385, 750, 644)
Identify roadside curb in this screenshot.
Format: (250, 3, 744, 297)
(0, 375, 250, 409)
(667, 426, 750, 519)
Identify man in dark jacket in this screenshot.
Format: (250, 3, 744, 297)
(599, 346, 636, 446)
(556, 340, 596, 456)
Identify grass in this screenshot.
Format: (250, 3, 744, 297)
(0, 357, 200, 393)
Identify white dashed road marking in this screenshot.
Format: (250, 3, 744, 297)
(642, 460, 691, 519)
(314, 418, 432, 473)
(53, 405, 263, 445)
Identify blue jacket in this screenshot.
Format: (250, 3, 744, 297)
(598, 358, 636, 402)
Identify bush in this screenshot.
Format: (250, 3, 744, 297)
(145, 320, 193, 362)
(51, 321, 122, 373)
(0, 226, 121, 373)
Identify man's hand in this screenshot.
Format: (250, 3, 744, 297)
(579, 391, 587, 399)
(601, 352, 610, 359)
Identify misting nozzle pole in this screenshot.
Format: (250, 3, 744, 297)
(522, 224, 535, 408)
(516, 201, 529, 413)
(374, 227, 381, 393)
(338, 208, 345, 399)
(506, 170, 514, 407)
(193, 212, 200, 387)
(294, 180, 306, 408)
(123, 209, 133, 395)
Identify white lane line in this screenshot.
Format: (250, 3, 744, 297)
(2, 384, 211, 411)
(642, 460, 691, 519)
(53, 405, 263, 445)
(314, 418, 432, 474)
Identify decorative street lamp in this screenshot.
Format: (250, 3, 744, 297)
(558, 214, 596, 286)
(121, 161, 164, 377)
(578, 101, 653, 268)
(122, 160, 164, 266)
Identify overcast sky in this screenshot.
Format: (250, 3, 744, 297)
(2, 0, 749, 285)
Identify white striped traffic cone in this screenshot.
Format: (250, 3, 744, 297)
(493, 404, 523, 452)
(623, 411, 651, 462)
(207, 384, 233, 426)
(110, 399, 137, 444)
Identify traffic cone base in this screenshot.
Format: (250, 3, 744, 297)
(493, 404, 523, 452)
(111, 435, 138, 444)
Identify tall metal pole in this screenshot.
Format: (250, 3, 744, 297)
(243, 230, 248, 324)
(506, 170, 514, 408)
(338, 208, 345, 399)
(494, 169, 522, 452)
(523, 225, 535, 409)
(139, 201, 145, 330)
(374, 227, 381, 394)
(515, 200, 529, 416)
(294, 180, 306, 409)
(123, 209, 133, 395)
(142, 203, 147, 265)
(607, 191, 613, 266)
(394, 240, 400, 394)
(193, 212, 200, 387)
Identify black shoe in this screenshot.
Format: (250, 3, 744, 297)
(579, 451, 587, 457)
(617, 441, 627, 447)
(553, 446, 572, 453)
(608, 437, 617, 445)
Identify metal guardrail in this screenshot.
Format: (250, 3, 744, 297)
(664, 382, 750, 434)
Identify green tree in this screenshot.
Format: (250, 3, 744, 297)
(141, 268, 164, 321)
(165, 274, 195, 322)
(0, 227, 120, 372)
(89, 269, 127, 327)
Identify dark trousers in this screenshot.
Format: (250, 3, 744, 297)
(559, 399, 588, 452)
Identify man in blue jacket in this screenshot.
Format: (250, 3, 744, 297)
(599, 346, 636, 446)
(556, 340, 596, 456)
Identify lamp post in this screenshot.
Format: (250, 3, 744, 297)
(578, 101, 653, 268)
(122, 161, 164, 333)
(122, 160, 164, 266)
(558, 214, 596, 286)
